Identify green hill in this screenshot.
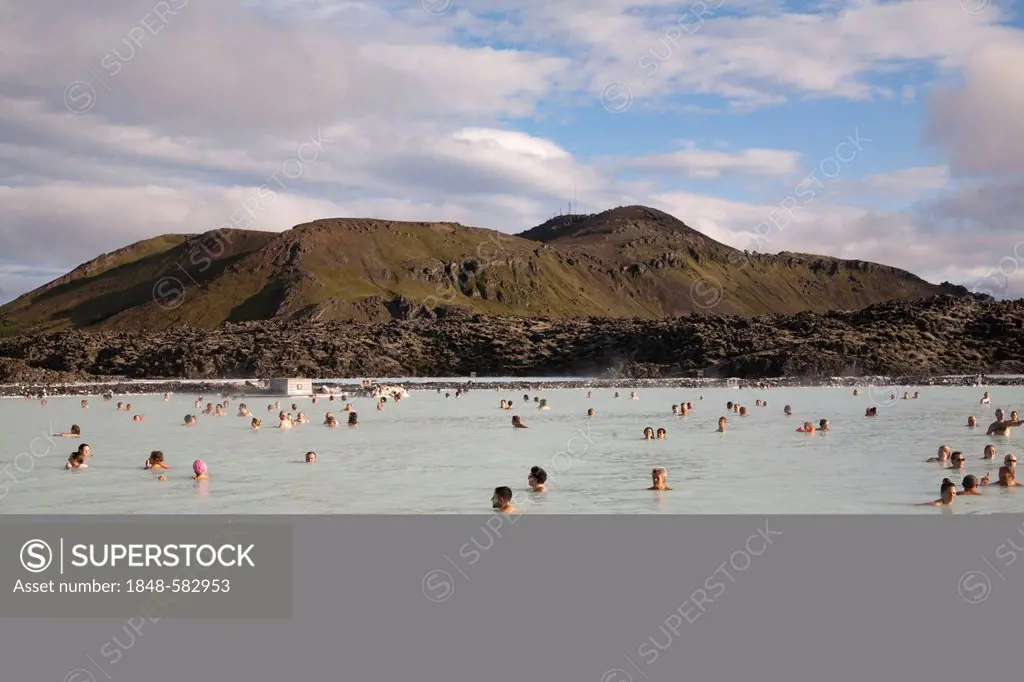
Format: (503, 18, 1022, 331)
(0, 205, 967, 333)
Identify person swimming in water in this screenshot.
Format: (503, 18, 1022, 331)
(927, 445, 951, 463)
(818, 418, 830, 431)
(587, 408, 595, 417)
(184, 414, 197, 426)
(144, 451, 170, 470)
(192, 459, 209, 480)
(980, 392, 991, 404)
(784, 405, 793, 416)
(717, 417, 727, 433)
(648, 467, 672, 491)
(295, 412, 309, 424)
(656, 428, 667, 440)
(643, 427, 655, 440)
(512, 415, 527, 428)
(961, 474, 988, 494)
(672, 404, 679, 415)
(1004, 454, 1017, 474)
(919, 478, 957, 506)
(614, 392, 620, 398)
(238, 403, 251, 417)
(305, 451, 316, 463)
(967, 415, 977, 428)
(345, 403, 354, 413)
(680, 403, 689, 416)
(996, 465, 1021, 487)
(538, 399, 551, 411)
(55, 424, 81, 438)
(852, 388, 860, 396)
(326, 416, 338, 428)
(983, 444, 996, 460)
(947, 452, 967, 470)
(500, 400, 508, 410)
(986, 417, 1024, 436)
(630, 392, 639, 400)
(865, 406, 878, 417)
(739, 406, 748, 417)
(132, 414, 144, 422)
(961, 475, 981, 494)
(251, 417, 262, 430)
(214, 404, 225, 417)
(278, 412, 293, 430)
(528, 466, 547, 492)
(66, 451, 88, 470)
(65, 443, 91, 470)
(81, 400, 89, 409)
(348, 412, 358, 427)
(492, 486, 518, 513)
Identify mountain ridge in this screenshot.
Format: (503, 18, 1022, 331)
(0, 205, 970, 334)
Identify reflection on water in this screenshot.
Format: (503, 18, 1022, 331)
(1, 384, 1022, 514)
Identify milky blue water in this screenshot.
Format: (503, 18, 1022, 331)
(1, 383, 1022, 514)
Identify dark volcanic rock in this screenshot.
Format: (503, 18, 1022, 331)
(1, 295, 1022, 383)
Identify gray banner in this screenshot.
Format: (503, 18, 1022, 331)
(0, 518, 292, 618)
(2, 515, 1024, 681)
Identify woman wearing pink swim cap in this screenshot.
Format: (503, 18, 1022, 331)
(192, 459, 209, 480)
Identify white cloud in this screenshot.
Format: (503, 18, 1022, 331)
(837, 166, 952, 202)
(926, 40, 1024, 177)
(623, 146, 803, 179)
(460, 0, 1016, 110)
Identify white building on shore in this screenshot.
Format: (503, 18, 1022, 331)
(266, 378, 313, 397)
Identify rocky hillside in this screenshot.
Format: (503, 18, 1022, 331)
(0, 206, 966, 334)
(0, 295, 1017, 382)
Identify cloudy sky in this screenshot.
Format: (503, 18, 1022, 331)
(1, 0, 1022, 303)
